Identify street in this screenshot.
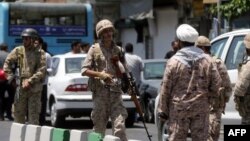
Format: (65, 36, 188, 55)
(0, 117, 226, 141)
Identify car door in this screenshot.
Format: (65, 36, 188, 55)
(211, 33, 244, 125)
(223, 35, 246, 86)
(47, 57, 60, 98)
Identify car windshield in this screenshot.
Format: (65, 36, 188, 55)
(144, 61, 166, 80)
(65, 57, 84, 73)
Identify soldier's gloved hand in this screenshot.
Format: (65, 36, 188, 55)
(98, 71, 113, 82)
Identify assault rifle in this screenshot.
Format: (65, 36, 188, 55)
(14, 47, 23, 101)
(109, 49, 152, 141)
(126, 72, 152, 141)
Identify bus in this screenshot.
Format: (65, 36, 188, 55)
(0, 2, 94, 55)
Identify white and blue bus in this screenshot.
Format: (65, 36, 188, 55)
(0, 2, 93, 55)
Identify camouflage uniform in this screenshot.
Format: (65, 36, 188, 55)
(234, 58, 250, 124)
(234, 33, 250, 125)
(3, 46, 46, 125)
(208, 57, 232, 141)
(81, 42, 128, 141)
(158, 47, 221, 141)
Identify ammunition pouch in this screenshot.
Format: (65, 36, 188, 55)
(235, 95, 250, 117)
(88, 77, 102, 92)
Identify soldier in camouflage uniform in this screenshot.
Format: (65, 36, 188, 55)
(81, 19, 128, 141)
(158, 24, 222, 141)
(196, 36, 232, 141)
(234, 33, 250, 125)
(3, 28, 46, 125)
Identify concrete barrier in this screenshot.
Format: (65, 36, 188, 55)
(51, 128, 70, 141)
(69, 130, 88, 141)
(24, 124, 41, 141)
(9, 123, 142, 141)
(39, 126, 53, 141)
(103, 135, 120, 141)
(87, 132, 103, 141)
(9, 122, 26, 141)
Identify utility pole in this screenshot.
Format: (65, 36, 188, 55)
(217, 0, 221, 35)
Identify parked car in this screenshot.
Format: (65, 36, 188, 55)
(154, 29, 249, 141)
(47, 54, 136, 127)
(139, 59, 166, 123)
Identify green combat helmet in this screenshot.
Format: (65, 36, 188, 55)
(21, 28, 39, 39)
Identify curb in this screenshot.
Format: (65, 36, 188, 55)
(9, 122, 142, 141)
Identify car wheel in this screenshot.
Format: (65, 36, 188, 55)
(125, 111, 136, 127)
(158, 119, 169, 141)
(50, 101, 65, 127)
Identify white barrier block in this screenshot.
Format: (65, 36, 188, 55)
(103, 135, 120, 141)
(39, 126, 54, 141)
(24, 124, 41, 141)
(70, 130, 88, 141)
(9, 122, 27, 141)
(128, 140, 142, 141)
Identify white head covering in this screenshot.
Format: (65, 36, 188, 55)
(176, 24, 199, 43)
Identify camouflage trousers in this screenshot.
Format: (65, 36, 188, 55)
(168, 112, 209, 141)
(208, 109, 222, 141)
(91, 87, 128, 141)
(13, 88, 41, 125)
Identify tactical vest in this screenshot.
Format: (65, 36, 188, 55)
(91, 43, 124, 70)
(87, 43, 128, 92)
(15, 46, 42, 78)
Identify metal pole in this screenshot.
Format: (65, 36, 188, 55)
(217, 0, 221, 35)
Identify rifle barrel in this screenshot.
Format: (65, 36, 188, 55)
(129, 74, 152, 141)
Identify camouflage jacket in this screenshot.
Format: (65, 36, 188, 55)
(234, 60, 250, 96)
(3, 46, 46, 92)
(81, 42, 128, 92)
(210, 56, 232, 111)
(212, 56, 232, 96)
(158, 47, 221, 117)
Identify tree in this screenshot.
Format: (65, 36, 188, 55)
(210, 0, 250, 30)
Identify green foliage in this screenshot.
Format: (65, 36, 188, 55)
(209, 0, 250, 20)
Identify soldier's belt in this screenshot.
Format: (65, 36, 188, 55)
(20, 75, 31, 79)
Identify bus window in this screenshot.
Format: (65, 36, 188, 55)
(0, 2, 93, 55)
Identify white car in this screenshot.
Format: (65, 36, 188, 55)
(154, 29, 250, 141)
(47, 54, 136, 127)
(139, 59, 166, 123)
